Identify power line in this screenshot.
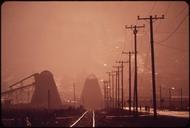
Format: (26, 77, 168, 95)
(155, 14, 188, 43)
(110, 3, 166, 70)
(136, 2, 159, 84)
(154, 41, 188, 53)
(155, 3, 172, 32)
(123, 2, 158, 79)
(157, 5, 187, 32)
(149, 2, 157, 15)
(131, 2, 158, 69)
(175, 6, 188, 19)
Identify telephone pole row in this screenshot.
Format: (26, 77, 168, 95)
(103, 80, 109, 109)
(113, 66, 122, 109)
(125, 24, 145, 113)
(116, 61, 128, 110)
(111, 72, 116, 109)
(122, 51, 135, 112)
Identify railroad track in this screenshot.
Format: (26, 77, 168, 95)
(70, 110, 95, 127)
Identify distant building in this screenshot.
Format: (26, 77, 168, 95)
(81, 74, 103, 110)
(31, 70, 62, 109)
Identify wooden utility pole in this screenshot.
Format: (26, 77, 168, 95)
(138, 15, 164, 118)
(112, 71, 118, 109)
(103, 81, 106, 109)
(111, 72, 115, 109)
(125, 24, 145, 113)
(104, 81, 109, 109)
(116, 61, 128, 110)
(113, 66, 121, 109)
(106, 72, 112, 109)
(122, 51, 135, 112)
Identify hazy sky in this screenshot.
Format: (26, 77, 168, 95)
(1, 1, 189, 100)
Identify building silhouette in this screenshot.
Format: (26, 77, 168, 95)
(31, 70, 62, 109)
(81, 74, 103, 110)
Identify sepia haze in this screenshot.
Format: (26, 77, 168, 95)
(1, 2, 189, 102)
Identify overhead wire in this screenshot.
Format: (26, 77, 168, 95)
(139, 1, 158, 76)
(141, 3, 189, 74)
(154, 2, 172, 32)
(155, 13, 188, 43)
(113, 1, 156, 69)
(146, 4, 189, 89)
(115, 1, 156, 64)
(156, 7, 188, 43)
(106, 2, 188, 82)
(120, 2, 158, 100)
(154, 41, 189, 53)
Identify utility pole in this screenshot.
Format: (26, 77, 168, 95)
(113, 66, 121, 109)
(138, 15, 164, 118)
(111, 72, 115, 109)
(104, 80, 109, 110)
(125, 24, 145, 114)
(116, 61, 128, 110)
(103, 81, 106, 109)
(106, 72, 112, 109)
(117, 67, 120, 109)
(122, 51, 135, 112)
(73, 83, 76, 108)
(112, 71, 118, 109)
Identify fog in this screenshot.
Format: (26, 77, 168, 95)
(1, 2, 189, 101)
